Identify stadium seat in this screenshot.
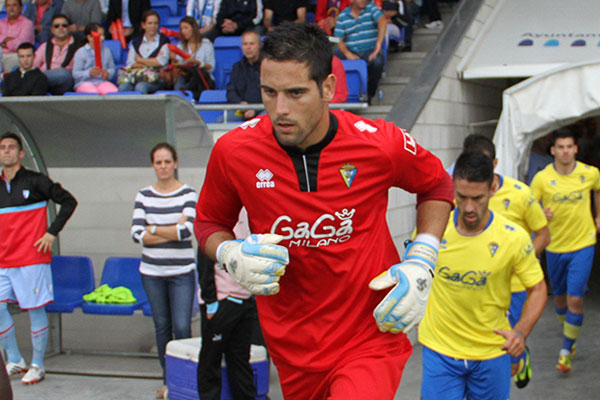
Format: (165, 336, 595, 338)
(82, 257, 148, 315)
(153, 5, 171, 26)
(213, 36, 243, 89)
(46, 256, 95, 313)
(63, 92, 97, 95)
(151, 0, 178, 16)
(341, 59, 368, 102)
(142, 302, 153, 317)
(155, 89, 195, 103)
(197, 89, 227, 123)
(106, 91, 143, 95)
(104, 39, 123, 65)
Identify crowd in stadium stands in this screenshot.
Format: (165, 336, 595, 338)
(0, 0, 430, 104)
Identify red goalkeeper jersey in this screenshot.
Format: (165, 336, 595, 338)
(195, 110, 452, 372)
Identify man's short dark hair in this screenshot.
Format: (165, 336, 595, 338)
(0, 132, 23, 150)
(142, 10, 160, 24)
(51, 13, 71, 25)
(17, 42, 35, 52)
(552, 128, 577, 146)
(462, 134, 495, 160)
(453, 151, 494, 186)
(260, 22, 332, 90)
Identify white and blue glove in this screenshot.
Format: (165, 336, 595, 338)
(369, 233, 439, 334)
(216, 233, 289, 295)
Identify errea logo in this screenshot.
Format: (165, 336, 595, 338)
(256, 169, 275, 189)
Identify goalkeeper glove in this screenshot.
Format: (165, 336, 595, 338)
(369, 233, 439, 333)
(216, 233, 289, 295)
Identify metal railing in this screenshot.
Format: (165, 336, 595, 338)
(194, 102, 368, 124)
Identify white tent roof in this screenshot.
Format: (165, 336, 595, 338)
(457, 0, 600, 79)
(494, 59, 600, 178)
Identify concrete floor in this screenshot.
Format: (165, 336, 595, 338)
(9, 294, 600, 399)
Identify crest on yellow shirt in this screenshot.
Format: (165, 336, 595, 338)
(339, 163, 357, 189)
(503, 199, 510, 209)
(489, 242, 499, 257)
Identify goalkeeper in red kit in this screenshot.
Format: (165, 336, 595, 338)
(194, 22, 454, 399)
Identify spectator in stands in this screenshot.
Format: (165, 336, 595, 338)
(382, 0, 417, 52)
(226, 29, 261, 120)
(334, 0, 386, 103)
(423, 0, 442, 29)
(131, 143, 197, 400)
(186, 0, 220, 36)
(315, 0, 350, 34)
(72, 23, 118, 93)
(263, 0, 307, 32)
(118, 10, 169, 94)
(171, 16, 215, 97)
(23, 0, 64, 44)
(106, 0, 151, 40)
(331, 54, 347, 103)
(61, 0, 102, 42)
(203, 0, 257, 42)
(0, 0, 35, 72)
(3, 42, 48, 95)
(33, 14, 76, 95)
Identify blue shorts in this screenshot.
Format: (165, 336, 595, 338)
(507, 291, 527, 365)
(546, 245, 594, 297)
(0, 263, 53, 309)
(421, 346, 510, 400)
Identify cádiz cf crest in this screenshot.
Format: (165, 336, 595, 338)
(489, 242, 499, 257)
(339, 163, 357, 189)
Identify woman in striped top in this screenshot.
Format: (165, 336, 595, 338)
(131, 142, 197, 399)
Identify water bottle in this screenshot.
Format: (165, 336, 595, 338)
(377, 89, 384, 105)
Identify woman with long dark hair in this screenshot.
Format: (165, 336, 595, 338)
(171, 16, 215, 93)
(131, 143, 197, 399)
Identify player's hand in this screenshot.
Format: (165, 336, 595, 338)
(494, 328, 525, 357)
(216, 234, 289, 295)
(34, 232, 56, 253)
(543, 207, 553, 221)
(369, 237, 438, 333)
(595, 215, 600, 232)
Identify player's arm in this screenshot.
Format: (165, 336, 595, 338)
(595, 189, 600, 231)
(495, 279, 547, 357)
(531, 225, 550, 257)
(35, 175, 78, 253)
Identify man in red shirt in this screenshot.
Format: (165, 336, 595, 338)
(195, 22, 453, 399)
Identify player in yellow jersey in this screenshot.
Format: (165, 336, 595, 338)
(463, 134, 550, 388)
(419, 152, 547, 400)
(530, 129, 600, 373)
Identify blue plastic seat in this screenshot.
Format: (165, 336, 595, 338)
(341, 59, 368, 102)
(104, 39, 122, 65)
(153, 5, 171, 25)
(151, 0, 178, 16)
(107, 91, 143, 95)
(198, 89, 227, 123)
(63, 92, 97, 96)
(155, 89, 195, 103)
(213, 36, 243, 89)
(82, 257, 148, 315)
(46, 256, 95, 313)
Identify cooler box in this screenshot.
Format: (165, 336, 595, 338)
(165, 337, 269, 400)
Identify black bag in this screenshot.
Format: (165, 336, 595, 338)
(176, 65, 215, 101)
